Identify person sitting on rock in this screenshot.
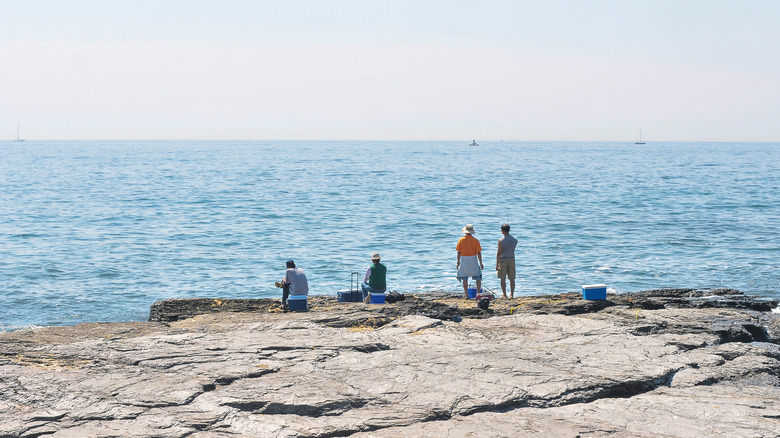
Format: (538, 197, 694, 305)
(281, 260, 308, 311)
(361, 252, 387, 302)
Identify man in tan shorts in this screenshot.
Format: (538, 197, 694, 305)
(496, 224, 517, 298)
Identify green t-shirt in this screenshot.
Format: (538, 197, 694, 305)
(368, 262, 387, 289)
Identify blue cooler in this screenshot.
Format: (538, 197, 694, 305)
(467, 287, 481, 299)
(369, 293, 385, 304)
(582, 284, 607, 300)
(288, 294, 308, 311)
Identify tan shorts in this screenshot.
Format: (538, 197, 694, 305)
(497, 258, 516, 280)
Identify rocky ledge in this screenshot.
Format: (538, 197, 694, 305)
(1, 289, 779, 437)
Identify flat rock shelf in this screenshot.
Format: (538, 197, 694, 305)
(2, 289, 779, 437)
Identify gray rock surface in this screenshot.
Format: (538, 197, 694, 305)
(1, 290, 779, 437)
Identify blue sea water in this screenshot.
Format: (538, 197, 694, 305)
(1, 140, 778, 330)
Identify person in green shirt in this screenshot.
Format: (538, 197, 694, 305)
(361, 252, 387, 301)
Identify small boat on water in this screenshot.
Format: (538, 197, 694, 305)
(469, 140, 478, 146)
(14, 124, 24, 142)
(634, 129, 645, 145)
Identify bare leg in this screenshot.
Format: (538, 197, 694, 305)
(500, 278, 507, 298)
(462, 279, 469, 298)
(509, 278, 516, 299)
(476, 279, 482, 296)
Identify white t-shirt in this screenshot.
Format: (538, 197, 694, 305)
(284, 268, 309, 296)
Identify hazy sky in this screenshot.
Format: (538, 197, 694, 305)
(2, 0, 778, 141)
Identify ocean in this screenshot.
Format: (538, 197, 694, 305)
(1, 140, 778, 330)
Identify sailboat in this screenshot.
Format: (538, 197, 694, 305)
(14, 124, 25, 142)
(634, 129, 645, 145)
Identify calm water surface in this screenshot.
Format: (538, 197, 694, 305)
(1, 140, 778, 329)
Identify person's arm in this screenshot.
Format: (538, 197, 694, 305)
(478, 251, 484, 270)
(364, 267, 371, 283)
(457, 251, 461, 268)
(496, 241, 502, 270)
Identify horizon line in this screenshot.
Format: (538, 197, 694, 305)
(3, 138, 780, 143)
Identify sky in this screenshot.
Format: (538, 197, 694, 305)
(1, 0, 779, 141)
